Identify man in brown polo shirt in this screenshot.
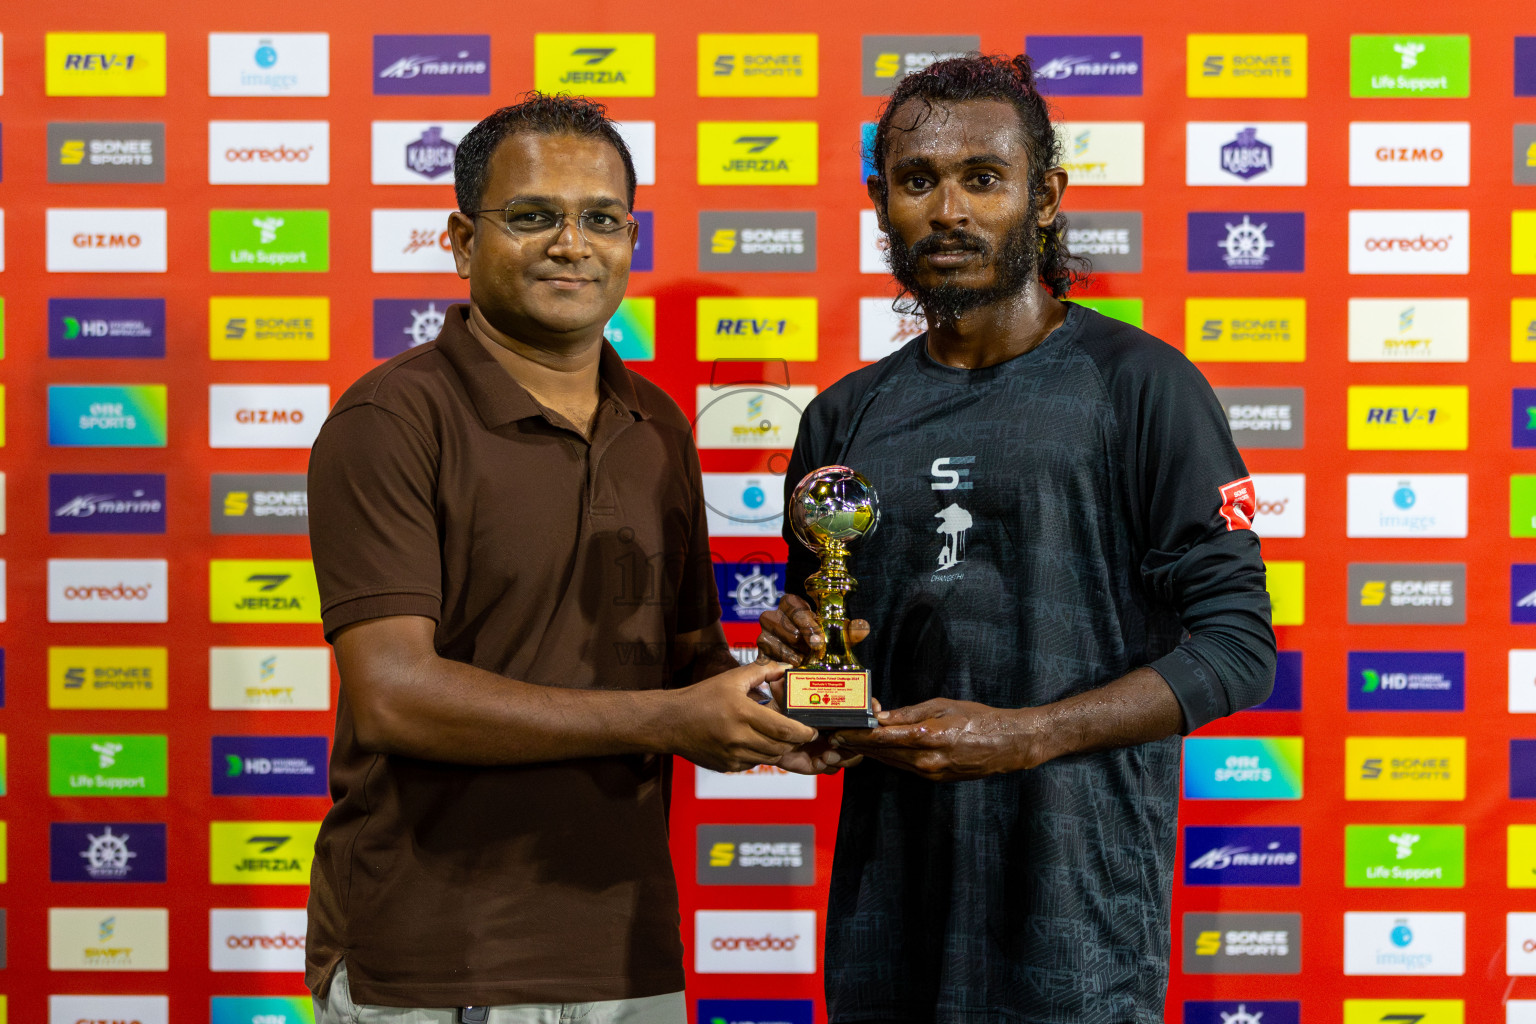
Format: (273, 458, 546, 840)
(305, 94, 815, 1024)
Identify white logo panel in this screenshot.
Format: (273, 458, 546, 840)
(371, 121, 475, 185)
(209, 908, 308, 972)
(1248, 473, 1305, 538)
(1510, 913, 1536, 975)
(208, 384, 329, 449)
(372, 209, 457, 273)
(1512, 1001, 1536, 1024)
(51, 996, 169, 1024)
(1349, 210, 1469, 275)
(1342, 911, 1465, 976)
(860, 209, 889, 275)
(1054, 121, 1144, 185)
(703, 473, 785, 538)
(1185, 122, 1309, 186)
(695, 385, 815, 450)
(1347, 298, 1469, 362)
(694, 910, 817, 974)
(208, 32, 330, 96)
(1346, 474, 1467, 538)
(859, 297, 924, 361)
(1349, 122, 1470, 186)
(209, 121, 330, 185)
(694, 763, 817, 799)
(1511, 650, 1536, 714)
(46, 208, 168, 273)
(48, 558, 168, 623)
(209, 646, 332, 710)
(616, 121, 656, 186)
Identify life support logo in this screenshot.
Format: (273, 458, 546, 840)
(1218, 476, 1257, 531)
(534, 33, 654, 96)
(1350, 35, 1469, 98)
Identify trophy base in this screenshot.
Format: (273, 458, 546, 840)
(785, 707, 880, 731)
(784, 667, 877, 731)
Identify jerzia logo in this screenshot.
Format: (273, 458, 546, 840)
(698, 122, 817, 185)
(535, 34, 654, 96)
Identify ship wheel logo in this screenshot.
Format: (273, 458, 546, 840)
(81, 825, 137, 879)
(404, 302, 448, 348)
(1217, 215, 1274, 269)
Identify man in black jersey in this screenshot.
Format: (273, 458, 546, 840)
(758, 55, 1276, 1024)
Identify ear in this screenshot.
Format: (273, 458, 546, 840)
(865, 176, 890, 234)
(446, 211, 477, 280)
(1035, 166, 1067, 228)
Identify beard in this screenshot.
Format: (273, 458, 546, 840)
(884, 205, 1040, 325)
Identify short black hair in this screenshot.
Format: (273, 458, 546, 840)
(868, 53, 1088, 298)
(453, 91, 637, 214)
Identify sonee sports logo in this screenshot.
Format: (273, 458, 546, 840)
(1219, 476, 1257, 530)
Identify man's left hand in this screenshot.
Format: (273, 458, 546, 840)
(829, 699, 1043, 781)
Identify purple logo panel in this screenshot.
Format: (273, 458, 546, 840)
(1026, 36, 1143, 95)
(374, 35, 490, 95)
(1188, 212, 1305, 272)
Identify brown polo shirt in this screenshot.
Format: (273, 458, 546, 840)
(304, 304, 717, 1006)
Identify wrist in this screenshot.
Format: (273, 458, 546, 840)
(1010, 706, 1053, 771)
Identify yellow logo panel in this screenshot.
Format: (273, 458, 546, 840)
(1344, 1001, 1462, 1024)
(698, 122, 819, 185)
(1347, 385, 1468, 450)
(48, 647, 168, 710)
(1510, 825, 1536, 888)
(1345, 736, 1466, 801)
(1184, 298, 1305, 362)
(210, 820, 320, 884)
(0, 821, 7, 884)
(0, 386, 8, 447)
(534, 34, 655, 96)
(46, 33, 167, 97)
(1516, 211, 1536, 275)
(1187, 34, 1307, 97)
(1266, 560, 1304, 626)
(697, 298, 818, 361)
(1513, 299, 1536, 361)
(698, 34, 818, 97)
(209, 297, 330, 361)
(209, 559, 321, 624)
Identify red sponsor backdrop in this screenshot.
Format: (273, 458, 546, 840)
(0, 0, 1533, 1020)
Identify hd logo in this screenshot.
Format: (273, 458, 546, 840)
(534, 34, 655, 96)
(699, 34, 817, 97)
(208, 559, 321, 624)
(698, 122, 818, 185)
(209, 820, 320, 884)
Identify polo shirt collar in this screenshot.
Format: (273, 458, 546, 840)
(435, 303, 649, 429)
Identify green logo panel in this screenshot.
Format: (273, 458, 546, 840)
(1513, 475, 1536, 537)
(49, 734, 168, 796)
(209, 209, 329, 272)
(1350, 35, 1470, 97)
(1345, 824, 1464, 887)
(1075, 297, 1144, 329)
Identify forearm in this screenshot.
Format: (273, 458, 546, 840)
(1021, 666, 1185, 769)
(675, 619, 740, 684)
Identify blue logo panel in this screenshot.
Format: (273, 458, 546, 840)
(860, 121, 877, 181)
(49, 473, 167, 534)
(372, 298, 461, 359)
(714, 561, 788, 624)
(48, 298, 166, 358)
(212, 735, 329, 796)
(50, 822, 167, 882)
(632, 210, 654, 272)
(1519, 38, 1536, 96)
(1184, 1002, 1299, 1024)
(1513, 564, 1536, 623)
(1183, 825, 1301, 886)
(1514, 740, 1536, 799)
(1515, 388, 1536, 448)
(1026, 35, 1144, 95)
(374, 35, 491, 95)
(1347, 651, 1464, 711)
(212, 996, 316, 1024)
(697, 1000, 814, 1024)
(1187, 212, 1305, 272)
(1183, 737, 1303, 800)
(1250, 650, 1301, 711)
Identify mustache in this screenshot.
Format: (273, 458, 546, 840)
(910, 229, 992, 260)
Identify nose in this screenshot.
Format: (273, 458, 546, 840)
(928, 179, 969, 232)
(545, 216, 593, 260)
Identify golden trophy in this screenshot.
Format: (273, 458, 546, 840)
(783, 466, 881, 729)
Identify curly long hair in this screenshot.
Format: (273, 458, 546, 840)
(868, 53, 1090, 299)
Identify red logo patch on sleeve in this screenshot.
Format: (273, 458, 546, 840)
(1218, 476, 1257, 531)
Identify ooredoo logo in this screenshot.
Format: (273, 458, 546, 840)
(695, 911, 816, 973)
(1364, 234, 1452, 252)
(1349, 209, 1468, 274)
(209, 908, 308, 971)
(209, 122, 330, 185)
(48, 559, 168, 623)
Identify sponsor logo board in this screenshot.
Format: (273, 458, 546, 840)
(1064, 211, 1141, 273)
(1185, 1004, 1299, 1024)
(371, 121, 474, 184)
(1348, 651, 1464, 711)
(1350, 122, 1470, 186)
(208, 32, 329, 96)
(1348, 298, 1468, 362)
(1216, 387, 1303, 448)
(1077, 298, 1144, 327)
(209, 647, 331, 710)
(51, 996, 170, 1024)
(703, 473, 785, 539)
(1185, 122, 1308, 186)
(1511, 825, 1536, 886)
(860, 35, 979, 95)
(50, 822, 167, 882)
(1187, 34, 1307, 98)
(1514, 740, 1536, 798)
(1181, 912, 1301, 973)
(49, 907, 169, 970)
(209, 121, 329, 185)
(1512, 650, 1536, 713)
(695, 386, 813, 450)
(374, 34, 489, 95)
(1347, 736, 1466, 800)
(534, 33, 653, 96)
(210, 820, 321, 882)
(1512, 475, 1536, 536)
(1182, 737, 1303, 799)
(209, 908, 308, 971)
(699, 34, 817, 97)
(209, 558, 321, 624)
(1187, 212, 1304, 273)
(604, 297, 655, 361)
(1514, 565, 1536, 624)
(698, 122, 818, 185)
(1185, 298, 1305, 362)
(1344, 911, 1465, 974)
(210, 997, 317, 1024)
(698, 211, 817, 272)
(697, 824, 815, 885)
(48, 297, 165, 358)
(212, 736, 328, 796)
(49, 473, 166, 534)
(373, 298, 459, 358)
(1347, 474, 1467, 538)
(208, 384, 329, 448)
(1345, 824, 1464, 887)
(1512, 914, 1536, 975)
(48, 385, 167, 447)
(48, 646, 167, 710)
(694, 910, 816, 973)
(47, 32, 166, 96)
(1516, 125, 1536, 185)
(47, 558, 167, 623)
(1183, 825, 1301, 886)
(371, 208, 456, 273)
(47, 208, 168, 272)
(1351, 35, 1470, 98)
(1053, 121, 1143, 185)
(1347, 386, 1467, 450)
(714, 561, 789, 623)
(616, 121, 656, 186)
(1348, 563, 1465, 625)
(210, 209, 328, 272)
(210, 296, 329, 360)
(212, 473, 308, 535)
(48, 121, 164, 183)
(696, 1000, 812, 1024)
(49, 734, 168, 796)
(1343, 1001, 1464, 1024)
(1027, 35, 1142, 96)
(1349, 209, 1469, 275)
(860, 209, 889, 275)
(695, 763, 816, 799)
(1251, 650, 1303, 711)
(1266, 561, 1305, 626)
(1516, 211, 1536, 275)
(697, 298, 816, 361)
(1248, 473, 1304, 538)
(858, 298, 924, 362)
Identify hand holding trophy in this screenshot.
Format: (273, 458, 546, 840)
(783, 466, 881, 729)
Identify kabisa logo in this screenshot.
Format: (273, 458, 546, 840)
(1183, 825, 1301, 886)
(1184, 1002, 1300, 1024)
(1343, 912, 1465, 975)
(1188, 212, 1304, 272)
(1346, 736, 1465, 801)
(1222, 127, 1272, 179)
(1348, 652, 1464, 711)
(699, 34, 817, 97)
(1186, 122, 1309, 187)
(209, 560, 321, 624)
(374, 34, 490, 95)
(210, 209, 329, 272)
(697, 298, 818, 361)
(370, 121, 475, 185)
(210, 821, 320, 883)
(1027, 36, 1143, 95)
(49, 645, 167, 711)
(212, 735, 327, 796)
(48, 733, 168, 796)
(1349, 563, 1465, 625)
(698, 122, 818, 185)
(1187, 34, 1307, 98)
(534, 34, 654, 96)
(209, 33, 329, 96)
(1345, 824, 1465, 888)
(47, 121, 164, 183)
(406, 126, 455, 179)
(1182, 737, 1304, 800)
(210, 297, 329, 361)
(50, 474, 165, 535)
(46, 32, 166, 97)
(1216, 387, 1305, 448)
(1182, 913, 1302, 974)
(212, 474, 309, 536)
(50, 821, 167, 882)
(696, 999, 814, 1024)
(1350, 35, 1469, 98)
(208, 121, 330, 186)
(860, 35, 978, 95)
(49, 298, 165, 359)
(1184, 299, 1307, 363)
(698, 211, 817, 272)
(1347, 386, 1467, 451)
(373, 298, 457, 358)
(714, 561, 787, 623)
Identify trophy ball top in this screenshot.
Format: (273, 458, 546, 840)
(789, 466, 880, 549)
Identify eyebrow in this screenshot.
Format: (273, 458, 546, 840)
(499, 193, 628, 210)
(888, 153, 1015, 175)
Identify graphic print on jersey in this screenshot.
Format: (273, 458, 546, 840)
(930, 456, 975, 579)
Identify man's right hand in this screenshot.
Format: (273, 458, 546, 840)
(667, 660, 819, 773)
(756, 593, 870, 666)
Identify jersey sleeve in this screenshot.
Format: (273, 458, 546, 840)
(307, 402, 444, 641)
(1120, 347, 1278, 734)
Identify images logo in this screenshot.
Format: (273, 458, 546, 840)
(1347, 386, 1467, 450)
(208, 121, 329, 186)
(50, 822, 167, 882)
(47, 121, 164, 183)
(1345, 824, 1464, 888)
(695, 386, 813, 451)
(1349, 209, 1469, 275)
(1346, 474, 1467, 538)
(1186, 122, 1308, 187)
(210, 821, 321, 883)
(1348, 652, 1464, 711)
(698, 122, 818, 185)
(697, 298, 817, 361)
(695, 910, 816, 974)
(1181, 912, 1301, 974)
(1216, 387, 1304, 448)
(1187, 34, 1307, 98)
(49, 733, 168, 796)
(698, 211, 817, 272)
(210, 209, 328, 272)
(1026, 35, 1142, 96)
(372, 298, 458, 358)
(1185, 298, 1306, 362)
(1063, 211, 1142, 273)
(208, 384, 329, 449)
(1182, 737, 1303, 799)
(1183, 825, 1301, 886)
(604, 297, 655, 361)
(699, 34, 817, 97)
(1347, 736, 1465, 800)
(46, 32, 165, 96)
(48, 907, 169, 971)
(209, 908, 308, 972)
(46, 208, 168, 273)
(1344, 912, 1464, 975)
(703, 474, 786, 539)
(209, 32, 329, 96)
(209, 296, 328, 360)
(1188, 212, 1304, 272)
(1347, 298, 1468, 362)
(1351, 35, 1469, 98)
(374, 34, 489, 95)
(48, 646, 167, 710)
(860, 35, 978, 95)
(534, 33, 653, 96)
(1053, 121, 1144, 185)
(697, 824, 815, 886)
(1350, 122, 1470, 187)
(209, 647, 332, 711)
(209, 559, 321, 624)
(212, 473, 308, 536)
(212, 736, 327, 796)
(371, 121, 474, 184)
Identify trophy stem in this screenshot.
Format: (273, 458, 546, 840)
(804, 541, 862, 672)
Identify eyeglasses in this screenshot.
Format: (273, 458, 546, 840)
(470, 201, 637, 247)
